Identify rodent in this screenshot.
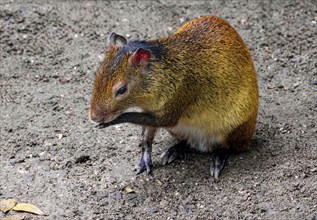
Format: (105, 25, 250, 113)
(89, 16, 259, 180)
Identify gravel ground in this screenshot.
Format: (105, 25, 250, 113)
(0, 0, 316, 219)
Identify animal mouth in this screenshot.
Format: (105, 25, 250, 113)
(100, 113, 120, 124)
(89, 108, 121, 125)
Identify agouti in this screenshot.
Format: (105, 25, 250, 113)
(89, 16, 259, 180)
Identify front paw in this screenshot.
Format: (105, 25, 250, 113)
(137, 150, 152, 175)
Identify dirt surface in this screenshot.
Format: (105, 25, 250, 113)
(1, 0, 316, 219)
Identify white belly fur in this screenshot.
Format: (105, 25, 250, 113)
(167, 123, 224, 152)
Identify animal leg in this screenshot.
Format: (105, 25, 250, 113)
(137, 127, 157, 175)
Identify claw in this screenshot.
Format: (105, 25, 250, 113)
(160, 148, 178, 165)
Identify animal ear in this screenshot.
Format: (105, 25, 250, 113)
(109, 32, 127, 48)
(128, 48, 151, 68)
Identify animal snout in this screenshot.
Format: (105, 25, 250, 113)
(89, 107, 104, 123)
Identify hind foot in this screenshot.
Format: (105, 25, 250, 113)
(210, 149, 229, 181)
(160, 140, 189, 165)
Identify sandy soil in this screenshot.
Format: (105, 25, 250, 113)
(1, 0, 316, 219)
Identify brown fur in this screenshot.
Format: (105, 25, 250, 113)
(90, 16, 259, 152)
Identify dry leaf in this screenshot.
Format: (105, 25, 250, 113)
(12, 203, 46, 216)
(1, 214, 25, 220)
(124, 187, 136, 194)
(0, 199, 17, 213)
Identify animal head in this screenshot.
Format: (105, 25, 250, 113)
(89, 33, 154, 124)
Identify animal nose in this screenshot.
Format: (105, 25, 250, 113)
(89, 108, 103, 123)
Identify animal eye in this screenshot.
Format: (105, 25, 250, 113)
(116, 84, 127, 97)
